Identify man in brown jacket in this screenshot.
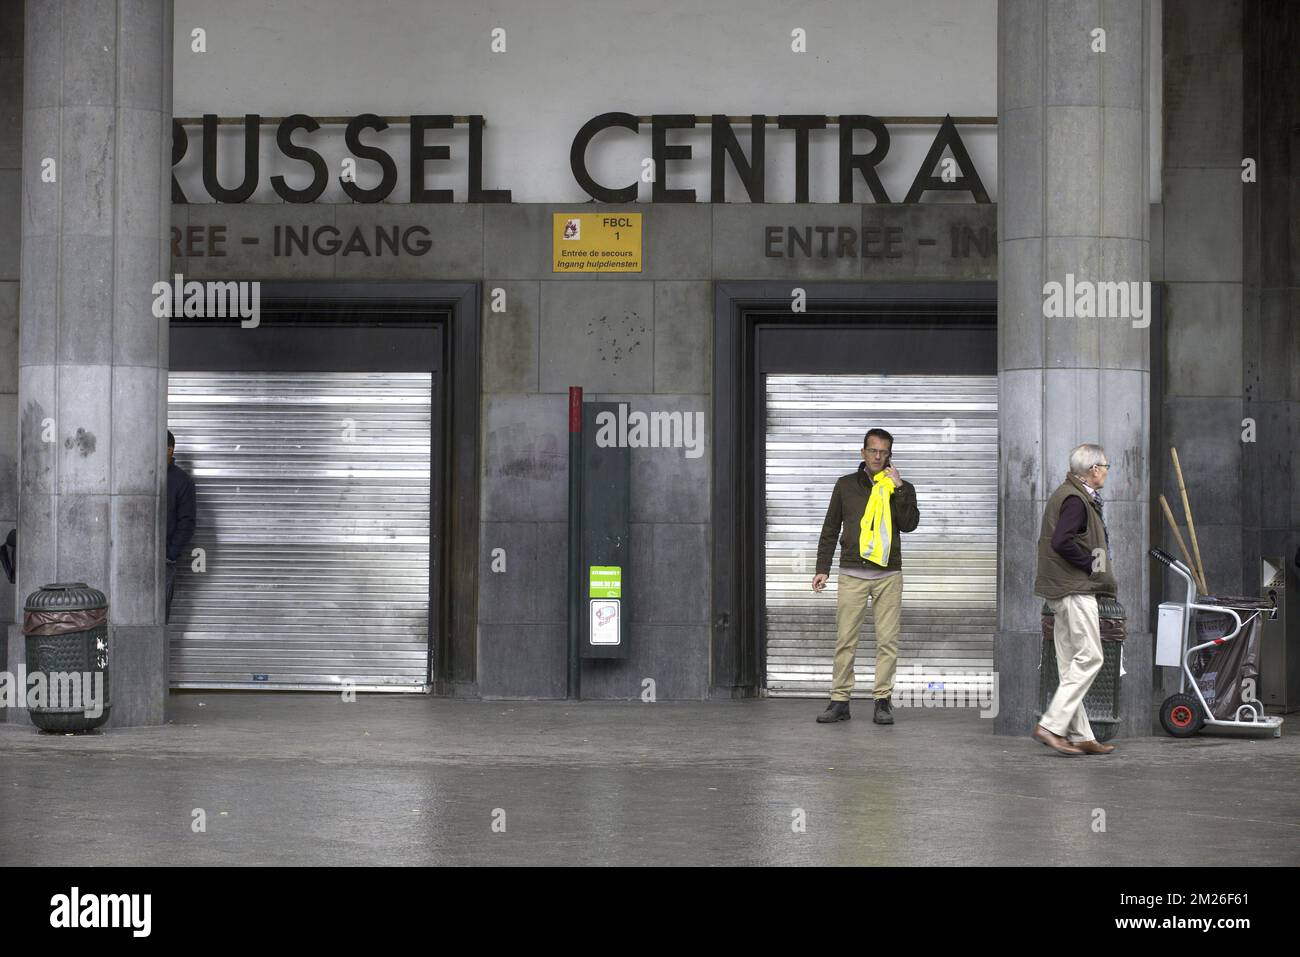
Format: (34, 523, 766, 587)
(1031, 443, 1118, 755)
(811, 428, 920, 725)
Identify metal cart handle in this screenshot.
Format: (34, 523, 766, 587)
(1150, 547, 1201, 604)
(1188, 602, 1246, 639)
(1149, 547, 1177, 568)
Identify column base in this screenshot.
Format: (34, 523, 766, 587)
(105, 624, 168, 728)
(3, 623, 32, 727)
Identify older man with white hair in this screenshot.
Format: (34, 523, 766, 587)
(1031, 443, 1118, 756)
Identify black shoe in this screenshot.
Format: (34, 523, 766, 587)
(816, 701, 851, 723)
(873, 697, 894, 725)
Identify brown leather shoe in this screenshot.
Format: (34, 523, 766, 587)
(1072, 739, 1116, 754)
(1032, 724, 1085, 755)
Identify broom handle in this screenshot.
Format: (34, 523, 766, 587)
(1170, 447, 1210, 595)
(1159, 494, 1204, 593)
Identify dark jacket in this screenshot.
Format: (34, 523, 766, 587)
(815, 466, 920, 575)
(166, 462, 196, 563)
(1033, 474, 1117, 600)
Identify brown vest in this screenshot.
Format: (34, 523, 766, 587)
(1033, 474, 1118, 600)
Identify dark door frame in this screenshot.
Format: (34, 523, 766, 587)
(710, 280, 998, 698)
(169, 279, 481, 696)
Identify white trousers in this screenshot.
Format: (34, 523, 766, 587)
(1040, 593, 1104, 742)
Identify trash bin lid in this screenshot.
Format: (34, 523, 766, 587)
(23, 582, 108, 612)
(1097, 595, 1126, 620)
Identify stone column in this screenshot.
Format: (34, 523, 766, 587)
(995, 0, 1153, 737)
(12, 0, 173, 727)
(1, 0, 23, 669)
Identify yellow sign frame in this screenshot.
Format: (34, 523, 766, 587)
(552, 212, 643, 273)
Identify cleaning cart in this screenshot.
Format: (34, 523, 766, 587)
(1149, 547, 1284, 738)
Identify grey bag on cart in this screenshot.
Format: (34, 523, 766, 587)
(1190, 609, 1262, 720)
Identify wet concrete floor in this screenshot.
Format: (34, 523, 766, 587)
(1, 694, 1296, 865)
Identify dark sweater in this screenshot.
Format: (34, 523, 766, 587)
(166, 462, 196, 563)
(1051, 495, 1095, 573)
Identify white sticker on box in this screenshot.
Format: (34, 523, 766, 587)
(590, 599, 621, 646)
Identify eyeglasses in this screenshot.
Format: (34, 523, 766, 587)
(864, 450, 890, 457)
(1092, 463, 1110, 470)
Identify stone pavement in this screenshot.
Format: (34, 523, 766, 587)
(1, 694, 1296, 866)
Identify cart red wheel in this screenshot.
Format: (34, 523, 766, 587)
(1160, 693, 1204, 738)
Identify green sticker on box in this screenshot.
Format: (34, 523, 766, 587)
(589, 565, 622, 598)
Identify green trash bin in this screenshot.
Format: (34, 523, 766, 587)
(22, 582, 111, 733)
(1037, 594, 1125, 742)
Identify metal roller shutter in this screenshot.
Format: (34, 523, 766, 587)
(166, 371, 433, 690)
(764, 374, 997, 699)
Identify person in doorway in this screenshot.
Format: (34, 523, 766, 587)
(812, 428, 920, 725)
(1031, 443, 1118, 756)
(166, 430, 196, 624)
(0, 528, 15, 585)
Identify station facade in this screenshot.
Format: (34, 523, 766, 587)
(1, 1, 1296, 737)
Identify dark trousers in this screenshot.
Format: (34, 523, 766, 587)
(165, 560, 177, 624)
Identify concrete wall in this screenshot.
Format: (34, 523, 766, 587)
(171, 200, 998, 698)
(1155, 0, 1299, 705)
(1241, 0, 1299, 618)
(1159, 0, 1248, 611)
(0, 0, 21, 645)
